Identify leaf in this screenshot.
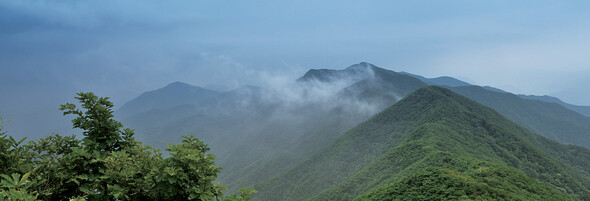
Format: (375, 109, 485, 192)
(0, 175, 12, 183)
(0, 175, 15, 188)
(19, 172, 31, 186)
(68, 178, 80, 185)
(11, 174, 20, 185)
(168, 177, 177, 184)
(80, 185, 91, 193)
(113, 192, 122, 199)
(17, 137, 27, 147)
(77, 174, 89, 180)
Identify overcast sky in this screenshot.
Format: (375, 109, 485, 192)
(1, 0, 590, 137)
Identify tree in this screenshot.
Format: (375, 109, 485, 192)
(59, 92, 136, 153)
(0, 93, 254, 200)
(58, 92, 139, 200)
(150, 136, 223, 200)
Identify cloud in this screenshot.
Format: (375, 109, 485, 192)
(237, 65, 386, 121)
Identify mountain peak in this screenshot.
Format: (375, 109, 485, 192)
(116, 82, 220, 119)
(345, 62, 376, 70)
(165, 81, 193, 88)
(297, 63, 377, 82)
(372, 86, 477, 123)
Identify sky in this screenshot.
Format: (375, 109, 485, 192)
(1, 0, 590, 138)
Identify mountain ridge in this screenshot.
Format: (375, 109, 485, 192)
(116, 81, 220, 120)
(399, 71, 471, 87)
(296, 62, 376, 83)
(254, 86, 590, 200)
(519, 94, 590, 117)
(450, 85, 590, 148)
(400, 71, 590, 116)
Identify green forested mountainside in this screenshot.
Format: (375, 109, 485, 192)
(450, 86, 590, 148)
(254, 86, 590, 201)
(355, 165, 571, 201)
(219, 115, 365, 192)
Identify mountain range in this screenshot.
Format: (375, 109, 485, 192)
(256, 86, 590, 200)
(116, 62, 590, 200)
(400, 71, 590, 117)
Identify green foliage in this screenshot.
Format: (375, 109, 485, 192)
(355, 165, 572, 201)
(59, 92, 136, 153)
(223, 187, 257, 201)
(0, 172, 38, 201)
(149, 135, 224, 200)
(0, 135, 27, 176)
(0, 93, 254, 200)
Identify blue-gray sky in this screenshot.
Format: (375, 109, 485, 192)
(1, 0, 590, 138)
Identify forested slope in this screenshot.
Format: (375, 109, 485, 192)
(255, 86, 590, 200)
(450, 86, 590, 148)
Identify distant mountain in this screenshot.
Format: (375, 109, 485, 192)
(519, 94, 590, 117)
(400, 71, 507, 94)
(120, 84, 281, 150)
(296, 62, 375, 83)
(450, 86, 590, 148)
(400, 72, 590, 117)
(300, 62, 427, 108)
(349, 66, 427, 99)
(299, 62, 427, 97)
(399, 72, 471, 87)
(300, 64, 590, 148)
(482, 85, 507, 93)
(254, 86, 590, 200)
(116, 82, 220, 120)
